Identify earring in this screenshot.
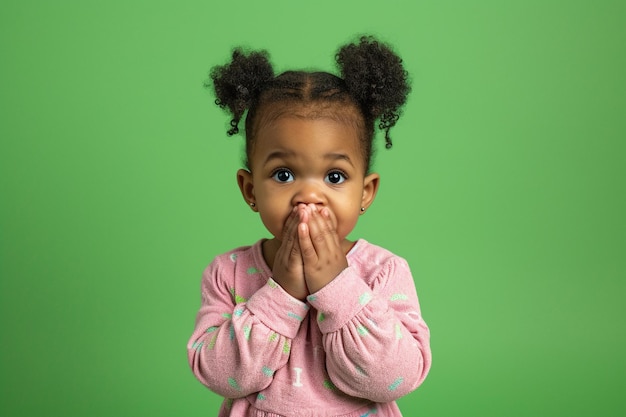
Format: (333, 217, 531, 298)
(360, 207, 365, 213)
(249, 202, 256, 208)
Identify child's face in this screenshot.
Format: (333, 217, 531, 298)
(238, 115, 379, 248)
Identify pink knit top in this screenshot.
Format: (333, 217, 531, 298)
(188, 239, 431, 417)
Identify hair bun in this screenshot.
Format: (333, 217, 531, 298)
(208, 49, 274, 135)
(336, 36, 410, 148)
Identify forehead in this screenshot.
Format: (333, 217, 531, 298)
(250, 116, 364, 169)
(248, 101, 367, 165)
(252, 100, 363, 135)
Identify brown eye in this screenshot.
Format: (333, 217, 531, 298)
(326, 171, 346, 184)
(272, 169, 294, 183)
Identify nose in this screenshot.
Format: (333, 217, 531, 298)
(291, 180, 326, 207)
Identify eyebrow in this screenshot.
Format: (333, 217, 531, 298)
(323, 152, 354, 167)
(263, 150, 296, 165)
(263, 150, 354, 167)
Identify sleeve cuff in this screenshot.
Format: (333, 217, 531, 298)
(306, 267, 373, 333)
(246, 278, 309, 339)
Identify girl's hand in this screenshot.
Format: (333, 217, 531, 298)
(298, 204, 348, 294)
(272, 207, 308, 300)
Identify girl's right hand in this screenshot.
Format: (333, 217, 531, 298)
(271, 206, 308, 300)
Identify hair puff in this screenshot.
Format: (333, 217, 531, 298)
(208, 49, 274, 136)
(336, 36, 410, 148)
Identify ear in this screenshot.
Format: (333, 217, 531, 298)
(237, 169, 257, 211)
(361, 172, 380, 211)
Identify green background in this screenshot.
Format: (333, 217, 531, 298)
(1, 1, 624, 416)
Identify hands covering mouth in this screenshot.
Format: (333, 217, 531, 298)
(272, 204, 349, 300)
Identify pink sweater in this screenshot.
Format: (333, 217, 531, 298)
(188, 239, 431, 417)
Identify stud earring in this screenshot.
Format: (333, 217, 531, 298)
(249, 202, 256, 208)
(360, 207, 365, 213)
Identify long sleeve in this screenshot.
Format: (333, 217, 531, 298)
(187, 257, 309, 398)
(306, 252, 431, 403)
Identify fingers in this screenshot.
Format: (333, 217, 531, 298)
(297, 204, 343, 266)
(297, 219, 317, 265)
(319, 206, 338, 239)
(305, 204, 339, 254)
(298, 204, 347, 294)
(274, 208, 303, 280)
(295, 204, 315, 262)
(272, 207, 308, 300)
(278, 208, 300, 261)
(284, 204, 342, 265)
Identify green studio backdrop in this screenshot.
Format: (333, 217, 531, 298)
(1, 1, 624, 416)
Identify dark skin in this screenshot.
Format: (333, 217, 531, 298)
(238, 116, 379, 301)
(267, 203, 349, 300)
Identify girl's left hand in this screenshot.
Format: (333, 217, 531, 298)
(297, 204, 348, 294)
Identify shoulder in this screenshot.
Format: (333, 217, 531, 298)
(347, 239, 412, 285)
(207, 240, 264, 265)
(201, 240, 269, 284)
(348, 239, 408, 267)
(213, 242, 254, 263)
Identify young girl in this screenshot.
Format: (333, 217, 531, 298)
(188, 36, 431, 417)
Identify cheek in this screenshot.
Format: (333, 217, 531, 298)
(334, 206, 361, 238)
(258, 212, 283, 238)
(257, 199, 290, 237)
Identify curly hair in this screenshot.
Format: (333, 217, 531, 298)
(208, 36, 410, 171)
